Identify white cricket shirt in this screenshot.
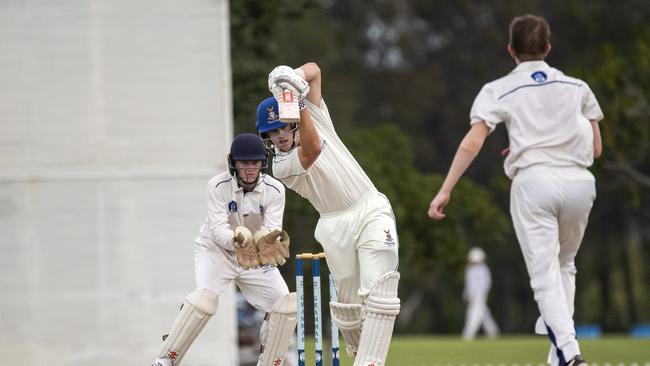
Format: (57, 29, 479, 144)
(464, 263, 492, 299)
(271, 98, 376, 215)
(195, 171, 285, 252)
(470, 61, 604, 179)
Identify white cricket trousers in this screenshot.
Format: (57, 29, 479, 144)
(194, 244, 289, 312)
(462, 294, 499, 340)
(314, 189, 399, 303)
(510, 165, 595, 364)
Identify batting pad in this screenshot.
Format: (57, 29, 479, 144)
(157, 288, 219, 364)
(355, 271, 400, 366)
(329, 302, 363, 356)
(258, 292, 297, 366)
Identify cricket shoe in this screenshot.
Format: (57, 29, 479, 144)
(152, 358, 172, 366)
(565, 355, 588, 366)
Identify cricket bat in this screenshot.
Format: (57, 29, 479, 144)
(278, 89, 300, 123)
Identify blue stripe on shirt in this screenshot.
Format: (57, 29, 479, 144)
(498, 80, 581, 100)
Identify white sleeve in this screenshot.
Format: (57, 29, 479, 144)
(581, 82, 604, 122)
(262, 181, 286, 231)
(305, 97, 336, 133)
(205, 181, 235, 251)
(272, 149, 307, 179)
(469, 84, 506, 131)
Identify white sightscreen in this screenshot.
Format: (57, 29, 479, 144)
(0, 0, 236, 365)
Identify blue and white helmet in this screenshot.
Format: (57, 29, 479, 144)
(255, 96, 287, 135)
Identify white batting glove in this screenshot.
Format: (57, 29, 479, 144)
(268, 65, 310, 100)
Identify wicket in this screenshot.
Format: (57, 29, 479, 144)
(295, 252, 340, 366)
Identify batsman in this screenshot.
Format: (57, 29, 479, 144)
(152, 133, 297, 366)
(257, 62, 401, 366)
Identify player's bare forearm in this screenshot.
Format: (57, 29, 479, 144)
(439, 146, 478, 194)
(297, 107, 321, 169)
(297, 62, 321, 106)
(429, 122, 489, 220)
(440, 122, 490, 194)
(591, 120, 602, 158)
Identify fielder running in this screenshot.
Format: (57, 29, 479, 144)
(462, 247, 499, 340)
(428, 15, 603, 366)
(257, 62, 400, 366)
(152, 133, 296, 366)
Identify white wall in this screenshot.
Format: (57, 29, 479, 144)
(0, 1, 236, 365)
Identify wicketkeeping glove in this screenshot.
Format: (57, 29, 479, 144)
(254, 229, 291, 267)
(268, 65, 310, 101)
(233, 226, 260, 269)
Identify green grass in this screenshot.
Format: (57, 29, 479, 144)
(300, 335, 650, 366)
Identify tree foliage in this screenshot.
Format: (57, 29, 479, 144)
(230, 0, 650, 332)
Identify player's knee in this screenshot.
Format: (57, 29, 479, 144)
(185, 288, 219, 315)
(271, 292, 296, 314)
(365, 271, 400, 316)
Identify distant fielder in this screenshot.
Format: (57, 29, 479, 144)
(256, 62, 400, 366)
(462, 247, 499, 340)
(152, 133, 296, 366)
(428, 15, 602, 366)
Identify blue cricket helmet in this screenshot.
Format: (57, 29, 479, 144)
(256, 97, 288, 134)
(230, 133, 267, 161)
(228, 133, 268, 178)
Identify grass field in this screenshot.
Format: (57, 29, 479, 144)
(300, 336, 650, 366)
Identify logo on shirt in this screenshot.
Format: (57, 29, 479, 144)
(261, 264, 273, 273)
(267, 106, 277, 122)
(259, 204, 265, 216)
(531, 71, 547, 83)
(384, 229, 396, 246)
(228, 201, 238, 213)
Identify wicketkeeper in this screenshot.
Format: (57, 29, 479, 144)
(257, 62, 401, 366)
(152, 133, 297, 366)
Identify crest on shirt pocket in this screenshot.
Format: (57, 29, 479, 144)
(228, 201, 238, 213)
(531, 71, 547, 83)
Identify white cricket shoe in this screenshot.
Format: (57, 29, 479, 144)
(152, 358, 172, 366)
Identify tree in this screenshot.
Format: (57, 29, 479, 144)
(344, 124, 511, 332)
(574, 28, 650, 329)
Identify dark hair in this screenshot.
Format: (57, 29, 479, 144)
(509, 15, 551, 61)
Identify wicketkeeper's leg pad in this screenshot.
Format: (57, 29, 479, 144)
(355, 271, 400, 366)
(329, 301, 363, 356)
(156, 288, 219, 365)
(257, 292, 297, 366)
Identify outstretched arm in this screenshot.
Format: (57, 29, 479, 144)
(428, 121, 490, 219)
(297, 62, 322, 107)
(293, 62, 323, 169)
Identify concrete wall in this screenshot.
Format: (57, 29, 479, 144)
(0, 1, 236, 365)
